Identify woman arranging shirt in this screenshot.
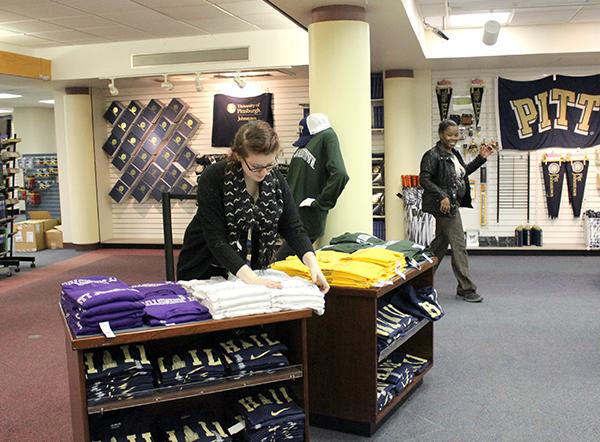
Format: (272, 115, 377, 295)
(419, 119, 494, 303)
(177, 120, 329, 294)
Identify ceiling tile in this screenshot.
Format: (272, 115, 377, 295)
(0, 10, 32, 24)
(45, 15, 115, 29)
(133, 0, 213, 7)
(81, 25, 153, 40)
(185, 16, 257, 33)
(510, 7, 579, 26)
(0, 33, 54, 46)
(571, 6, 600, 23)
(139, 20, 208, 37)
(55, 0, 142, 15)
(217, 1, 270, 16)
(0, 20, 66, 33)
(0, 2, 83, 19)
(31, 29, 96, 42)
(244, 12, 296, 30)
(156, 5, 229, 20)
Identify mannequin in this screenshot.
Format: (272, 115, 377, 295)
(275, 113, 349, 260)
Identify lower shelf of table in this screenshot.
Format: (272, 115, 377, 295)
(87, 364, 303, 414)
(310, 365, 431, 437)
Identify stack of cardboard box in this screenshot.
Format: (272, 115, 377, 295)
(14, 211, 62, 251)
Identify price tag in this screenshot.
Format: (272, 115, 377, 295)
(228, 421, 245, 434)
(99, 321, 116, 338)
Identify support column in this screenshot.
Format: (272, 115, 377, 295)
(309, 5, 372, 244)
(384, 70, 418, 240)
(61, 87, 100, 246)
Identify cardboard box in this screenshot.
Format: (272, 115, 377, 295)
(14, 220, 46, 251)
(45, 229, 63, 249)
(29, 211, 60, 231)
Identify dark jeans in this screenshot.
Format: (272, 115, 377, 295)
(429, 210, 477, 295)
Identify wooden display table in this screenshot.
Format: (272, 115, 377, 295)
(307, 260, 436, 436)
(63, 309, 313, 441)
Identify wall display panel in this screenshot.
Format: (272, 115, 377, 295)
(431, 67, 600, 248)
(100, 77, 309, 243)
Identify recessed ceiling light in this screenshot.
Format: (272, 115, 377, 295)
(0, 93, 22, 99)
(448, 12, 511, 28)
(39, 99, 55, 104)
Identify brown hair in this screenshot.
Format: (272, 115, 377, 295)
(230, 121, 280, 158)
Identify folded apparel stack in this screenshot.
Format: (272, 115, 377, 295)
(237, 386, 305, 441)
(90, 408, 156, 442)
(377, 358, 415, 395)
(180, 279, 273, 319)
(389, 285, 445, 321)
(132, 281, 212, 326)
(218, 330, 289, 375)
(84, 343, 155, 401)
(61, 276, 145, 336)
(377, 381, 396, 412)
(156, 411, 232, 442)
(376, 302, 420, 353)
(153, 344, 225, 387)
(258, 269, 325, 315)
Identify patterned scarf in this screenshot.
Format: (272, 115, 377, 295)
(223, 160, 284, 269)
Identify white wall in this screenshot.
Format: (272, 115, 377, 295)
(431, 65, 600, 248)
(11, 107, 56, 154)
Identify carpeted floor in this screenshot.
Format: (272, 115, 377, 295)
(1, 251, 599, 441)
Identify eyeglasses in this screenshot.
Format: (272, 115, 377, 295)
(242, 157, 278, 173)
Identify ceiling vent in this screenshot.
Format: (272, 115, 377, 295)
(132, 47, 249, 68)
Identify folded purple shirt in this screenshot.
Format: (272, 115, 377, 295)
(133, 282, 210, 324)
(62, 300, 145, 321)
(61, 276, 143, 309)
(66, 316, 144, 336)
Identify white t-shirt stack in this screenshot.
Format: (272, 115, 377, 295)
(179, 271, 325, 318)
(179, 278, 272, 319)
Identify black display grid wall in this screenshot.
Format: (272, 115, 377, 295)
(431, 67, 600, 248)
(100, 77, 309, 244)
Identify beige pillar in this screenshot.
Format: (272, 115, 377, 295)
(62, 87, 100, 246)
(384, 70, 418, 240)
(309, 5, 372, 244)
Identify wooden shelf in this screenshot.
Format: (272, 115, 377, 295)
(371, 128, 384, 133)
(87, 365, 304, 414)
(64, 307, 313, 350)
(375, 365, 432, 424)
(377, 319, 429, 363)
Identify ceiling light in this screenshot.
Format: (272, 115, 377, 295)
(194, 73, 203, 92)
(448, 12, 511, 28)
(39, 99, 55, 105)
(108, 78, 119, 96)
(482, 20, 501, 46)
(423, 21, 449, 40)
(0, 108, 13, 114)
(0, 93, 22, 99)
(161, 74, 174, 91)
(233, 72, 246, 89)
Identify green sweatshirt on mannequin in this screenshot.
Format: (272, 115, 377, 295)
(286, 127, 349, 240)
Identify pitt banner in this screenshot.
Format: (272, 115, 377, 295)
(497, 74, 600, 150)
(212, 93, 274, 147)
(541, 156, 565, 219)
(565, 158, 589, 217)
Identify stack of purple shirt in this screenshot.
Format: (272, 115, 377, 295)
(132, 282, 211, 326)
(61, 276, 145, 336)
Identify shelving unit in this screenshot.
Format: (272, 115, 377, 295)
(19, 153, 61, 219)
(372, 154, 385, 239)
(63, 308, 313, 441)
(1, 136, 35, 275)
(307, 260, 436, 436)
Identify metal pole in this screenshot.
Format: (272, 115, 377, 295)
(162, 192, 175, 281)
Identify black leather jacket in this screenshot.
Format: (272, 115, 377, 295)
(419, 142, 486, 217)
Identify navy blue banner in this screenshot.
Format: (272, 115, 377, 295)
(211, 93, 273, 147)
(497, 74, 600, 150)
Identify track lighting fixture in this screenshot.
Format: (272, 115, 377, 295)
(423, 21, 449, 41)
(482, 20, 501, 46)
(194, 73, 203, 92)
(108, 78, 119, 96)
(233, 72, 246, 89)
(161, 74, 174, 91)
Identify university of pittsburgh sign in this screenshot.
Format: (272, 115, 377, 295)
(497, 74, 600, 150)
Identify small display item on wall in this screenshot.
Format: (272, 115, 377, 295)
(103, 101, 124, 125)
(109, 180, 129, 203)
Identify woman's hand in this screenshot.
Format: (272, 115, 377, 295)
(236, 265, 283, 289)
(439, 196, 451, 215)
(302, 252, 330, 294)
(479, 142, 496, 159)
